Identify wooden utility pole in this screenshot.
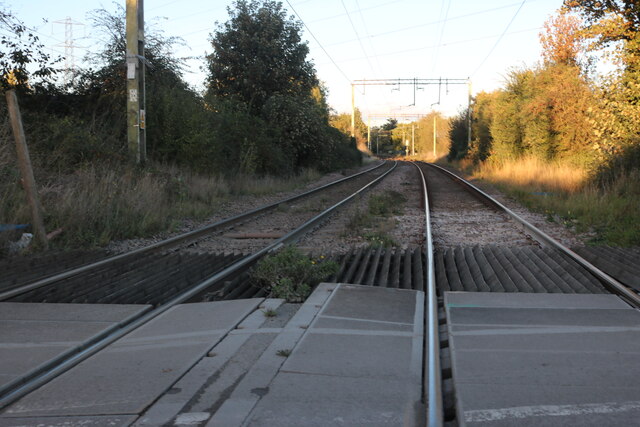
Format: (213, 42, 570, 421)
(411, 123, 415, 156)
(6, 90, 48, 249)
(126, 0, 146, 164)
(467, 79, 472, 150)
(433, 114, 437, 158)
(367, 116, 371, 151)
(350, 83, 355, 138)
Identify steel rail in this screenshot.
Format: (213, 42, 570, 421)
(0, 161, 398, 410)
(425, 162, 640, 308)
(412, 162, 443, 427)
(0, 161, 388, 301)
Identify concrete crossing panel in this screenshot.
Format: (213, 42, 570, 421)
(446, 292, 640, 426)
(2, 299, 261, 417)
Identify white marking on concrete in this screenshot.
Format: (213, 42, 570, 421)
(229, 328, 283, 335)
(455, 326, 640, 336)
(308, 328, 414, 337)
(404, 290, 424, 427)
(174, 412, 210, 425)
(319, 314, 414, 326)
(464, 401, 640, 422)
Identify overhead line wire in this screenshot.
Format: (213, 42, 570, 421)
(324, 1, 531, 48)
(316, 26, 541, 65)
(308, 0, 404, 24)
(432, 0, 452, 73)
(284, 0, 352, 83)
(355, 0, 383, 75)
(341, 0, 375, 76)
(472, 0, 527, 76)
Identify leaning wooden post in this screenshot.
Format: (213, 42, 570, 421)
(6, 89, 48, 249)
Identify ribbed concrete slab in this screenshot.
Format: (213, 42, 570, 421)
(2, 299, 262, 418)
(446, 292, 640, 426)
(242, 284, 424, 427)
(0, 303, 149, 391)
(0, 414, 136, 427)
(436, 246, 607, 294)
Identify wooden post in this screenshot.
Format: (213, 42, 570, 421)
(350, 83, 355, 138)
(6, 90, 48, 249)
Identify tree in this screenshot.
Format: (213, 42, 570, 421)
(564, 0, 640, 165)
(540, 11, 588, 68)
(0, 8, 57, 90)
(564, 1, 640, 71)
(206, 0, 317, 114)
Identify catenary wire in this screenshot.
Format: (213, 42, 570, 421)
(341, 0, 375, 76)
(472, 0, 527, 76)
(284, 0, 352, 83)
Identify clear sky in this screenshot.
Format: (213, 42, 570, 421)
(11, 0, 563, 124)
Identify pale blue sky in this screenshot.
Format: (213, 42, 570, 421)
(11, 0, 563, 122)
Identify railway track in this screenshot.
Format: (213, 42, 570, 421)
(415, 161, 640, 427)
(0, 161, 397, 409)
(2, 159, 639, 426)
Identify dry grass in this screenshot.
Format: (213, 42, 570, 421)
(468, 156, 587, 194)
(1, 157, 322, 251)
(449, 156, 640, 246)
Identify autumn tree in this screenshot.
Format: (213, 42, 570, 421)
(564, 0, 640, 173)
(539, 11, 588, 68)
(564, 0, 640, 69)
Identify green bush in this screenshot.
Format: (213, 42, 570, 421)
(250, 246, 339, 302)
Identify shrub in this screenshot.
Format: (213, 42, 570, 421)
(250, 246, 338, 302)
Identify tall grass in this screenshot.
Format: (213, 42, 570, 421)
(456, 156, 640, 247)
(465, 156, 587, 193)
(1, 159, 321, 250)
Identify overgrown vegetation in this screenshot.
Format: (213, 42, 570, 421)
(250, 246, 339, 302)
(343, 190, 405, 247)
(0, 0, 362, 252)
(446, 3, 640, 246)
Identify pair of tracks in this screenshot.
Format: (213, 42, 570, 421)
(0, 161, 397, 409)
(3, 160, 639, 426)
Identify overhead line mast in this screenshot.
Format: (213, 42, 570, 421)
(350, 78, 471, 138)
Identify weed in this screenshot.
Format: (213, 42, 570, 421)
(363, 231, 397, 247)
(250, 246, 339, 302)
(263, 308, 278, 318)
(368, 190, 406, 216)
(345, 210, 375, 232)
(276, 349, 291, 357)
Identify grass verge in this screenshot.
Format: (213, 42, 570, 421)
(450, 156, 640, 247)
(0, 161, 321, 252)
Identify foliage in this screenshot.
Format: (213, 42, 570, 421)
(368, 190, 406, 216)
(250, 246, 339, 302)
(330, 108, 367, 149)
(540, 11, 589, 67)
(412, 112, 450, 158)
(206, 0, 317, 114)
(206, 0, 361, 174)
(447, 109, 469, 161)
(0, 7, 58, 91)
